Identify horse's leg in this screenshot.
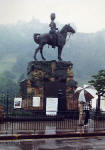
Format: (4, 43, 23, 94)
(40, 45, 46, 61)
(58, 46, 63, 61)
(34, 46, 40, 60)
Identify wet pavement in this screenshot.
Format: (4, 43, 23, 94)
(0, 136, 105, 150)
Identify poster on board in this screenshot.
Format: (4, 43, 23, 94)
(14, 98, 22, 109)
(46, 98, 58, 115)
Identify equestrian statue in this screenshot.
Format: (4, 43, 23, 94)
(33, 13, 75, 61)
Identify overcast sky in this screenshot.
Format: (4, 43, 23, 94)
(0, 0, 105, 33)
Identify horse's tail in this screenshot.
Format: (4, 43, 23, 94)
(33, 33, 40, 44)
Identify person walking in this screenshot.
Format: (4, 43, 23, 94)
(78, 101, 84, 126)
(83, 101, 92, 127)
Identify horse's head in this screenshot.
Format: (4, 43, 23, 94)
(66, 24, 75, 34)
(60, 24, 75, 34)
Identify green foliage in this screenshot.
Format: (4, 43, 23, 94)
(0, 19, 105, 85)
(0, 73, 19, 109)
(89, 70, 105, 96)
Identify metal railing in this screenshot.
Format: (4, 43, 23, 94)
(0, 109, 105, 135)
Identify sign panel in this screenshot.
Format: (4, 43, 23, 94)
(14, 98, 22, 109)
(33, 97, 40, 107)
(100, 99, 105, 111)
(46, 98, 58, 115)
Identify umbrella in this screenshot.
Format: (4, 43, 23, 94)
(75, 85, 97, 102)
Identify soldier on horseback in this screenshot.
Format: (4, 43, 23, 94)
(49, 13, 58, 48)
(33, 13, 75, 61)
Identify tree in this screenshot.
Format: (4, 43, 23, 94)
(0, 73, 19, 111)
(88, 70, 105, 111)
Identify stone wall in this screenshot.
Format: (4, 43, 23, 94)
(20, 60, 78, 111)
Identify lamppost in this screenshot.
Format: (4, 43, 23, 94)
(6, 91, 9, 117)
(3, 90, 9, 119)
(96, 91, 101, 112)
(58, 89, 66, 116)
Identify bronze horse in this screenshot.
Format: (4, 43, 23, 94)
(33, 24, 75, 61)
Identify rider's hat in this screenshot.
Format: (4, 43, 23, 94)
(50, 13, 56, 20)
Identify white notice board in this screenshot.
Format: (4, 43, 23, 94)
(46, 98, 58, 115)
(33, 97, 40, 107)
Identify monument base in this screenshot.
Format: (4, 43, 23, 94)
(19, 60, 78, 116)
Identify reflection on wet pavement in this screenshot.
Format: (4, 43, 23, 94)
(0, 137, 105, 150)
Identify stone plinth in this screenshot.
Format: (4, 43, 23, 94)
(19, 60, 78, 112)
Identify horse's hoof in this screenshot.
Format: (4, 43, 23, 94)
(58, 58, 62, 61)
(34, 56, 37, 61)
(42, 58, 46, 61)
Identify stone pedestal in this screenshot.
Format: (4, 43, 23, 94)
(19, 60, 78, 112)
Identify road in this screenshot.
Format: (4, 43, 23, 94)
(0, 136, 105, 150)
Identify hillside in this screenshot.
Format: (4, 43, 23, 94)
(0, 19, 105, 86)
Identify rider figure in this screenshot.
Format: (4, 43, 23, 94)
(49, 13, 58, 48)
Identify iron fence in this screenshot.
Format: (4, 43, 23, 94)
(0, 109, 105, 135)
(0, 92, 105, 135)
